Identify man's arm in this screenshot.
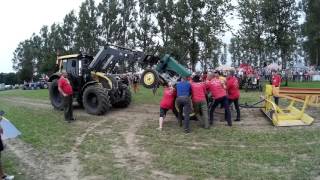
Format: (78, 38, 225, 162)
(58, 81, 67, 97)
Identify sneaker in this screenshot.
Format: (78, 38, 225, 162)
(184, 129, 191, 133)
(234, 119, 240, 121)
(3, 175, 14, 180)
(156, 127, 162, 131)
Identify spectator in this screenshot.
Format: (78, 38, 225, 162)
(58, 71, 75, 122)
(191, 75, 209, 129)
(132, 74, 139, 93)
(207, 71, 232, 126)
(158, 82, 176, 130)
(0, 111, 14, 180)
(226, 70, 240, 121)
(176, 77, 192, 133)
(271, 70, 282, 105)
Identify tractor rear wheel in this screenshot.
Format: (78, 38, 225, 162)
(141, 69, 159, 89)
(82, 85, 111, 115)
(49, 79, 64, 110)
(113, 85, 131, 108)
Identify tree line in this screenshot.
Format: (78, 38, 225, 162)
(11, 0, 320, 82)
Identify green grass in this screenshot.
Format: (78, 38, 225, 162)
(0, 89, 49, 100)
(0, 100, 82, 156)
(283, 81, 320, 88)
(138, 121, 320, 179)
(0, 84, 319, 179)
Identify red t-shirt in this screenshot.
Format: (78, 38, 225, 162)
(272, 74, 281, 87)
(160, 87, 176, 109)
(206, 78, 226, 99)
(191, 82, 206, 103)
(58, 76, 73, 95)
(226, 76, 240, 100)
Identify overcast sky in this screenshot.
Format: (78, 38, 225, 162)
(0, 0, 239, 73)
(0, 0, 84, 73)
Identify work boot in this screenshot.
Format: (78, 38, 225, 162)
(184, 129, 191, 133)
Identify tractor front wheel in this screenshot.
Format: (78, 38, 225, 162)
(82, 85, 111, 115)
(141, 69, 159, 89)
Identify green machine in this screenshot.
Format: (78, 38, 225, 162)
(141, 54, 192, 88)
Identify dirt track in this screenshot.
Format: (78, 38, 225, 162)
(1, 96, 319, 179)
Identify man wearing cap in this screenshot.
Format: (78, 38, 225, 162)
(206, 71, 232, 126)
(0, 111, 15, 180)
(176, 77, 192, 133)
(58, 72, 75, 122)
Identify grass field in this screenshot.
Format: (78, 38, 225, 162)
(0, 81, 319, 179)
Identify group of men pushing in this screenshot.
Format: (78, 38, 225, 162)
(158, 70, 241, 133)
(158, 70, 282, 133)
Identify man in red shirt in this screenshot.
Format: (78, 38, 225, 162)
(191, 75, 209, 129)
(206, 71, 232, 126)
(226, 70, 240, 121)
(58, 72, 75, 122)
(271, 70, 282, 105)
(158, 82, 176, 130)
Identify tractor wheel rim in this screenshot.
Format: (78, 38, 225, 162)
(144, 72, 155, 86)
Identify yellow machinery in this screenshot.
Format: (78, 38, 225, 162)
(261, 85, 320, 126)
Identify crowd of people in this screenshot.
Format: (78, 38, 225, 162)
(158, 69, 282, 133)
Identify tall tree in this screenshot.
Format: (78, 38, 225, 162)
(75, 0, 100, 54)
(62, 10, 77, 53)
(98, 0, 120, 45)
(118, 0, 137, 46)
(262, 0, 299, 69)
(135, 0, 158, 52)
(302, 0, 320, 66)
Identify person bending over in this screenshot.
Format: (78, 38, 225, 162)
(158, 82, 176, 130)
(191, 75, 209, 129)
(207, 71, 232, 126)
(176, 77, 192, 133)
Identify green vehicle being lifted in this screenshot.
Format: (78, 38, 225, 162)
(140, 54, 195, 119)
(141, 54, 192, 88)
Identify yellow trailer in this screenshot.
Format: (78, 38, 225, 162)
(261, 85, 320, 126)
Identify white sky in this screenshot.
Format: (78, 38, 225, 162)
(0, 0, 239, 73)
(0, 0, 84, 73)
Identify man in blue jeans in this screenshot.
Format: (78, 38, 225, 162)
(176, 77, 192, 133)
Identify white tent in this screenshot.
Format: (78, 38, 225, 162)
(266, 63, 282, 70)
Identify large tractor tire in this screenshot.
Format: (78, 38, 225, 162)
(82, 85, 111, 115)
(141, 69, 159, 89)
(49, 79, 64, 110)
(113, 85, 132, 108)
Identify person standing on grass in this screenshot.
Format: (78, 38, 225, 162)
(226, 70, 241, 121)
(58, 71, 75, 122)
(207, 71, 232, 126)
(191, 75, 209, 129)
(271, 70, 282, 105)
(0, 111, 14, 180)
(176, 77, 192, 133)
(132, 74, 139, 93)
(158, 82, 176, 130)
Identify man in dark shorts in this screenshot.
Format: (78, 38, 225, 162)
(0, 111, 14, 180)
(58, 72, 75, 122)
(158, 82, 176, 130)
